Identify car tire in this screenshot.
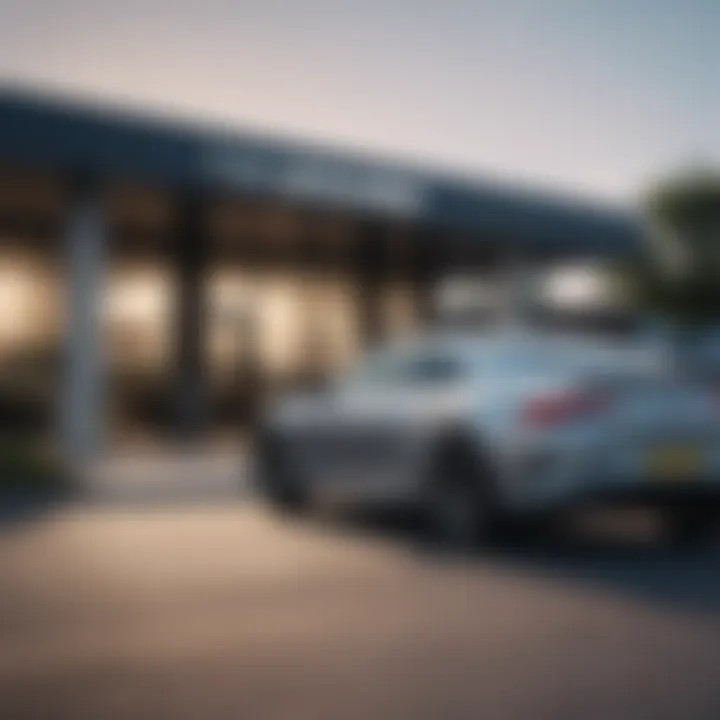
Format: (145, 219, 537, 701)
(253, 430, 309, 515)
(421, 437, 502, 550)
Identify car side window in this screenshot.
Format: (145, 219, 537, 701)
(345, 349, 466, 389)
(398, 355, 466, 384)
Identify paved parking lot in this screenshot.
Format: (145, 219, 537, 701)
(2, 499, 720, 720)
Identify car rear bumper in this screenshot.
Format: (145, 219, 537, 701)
(501, 444, 720, 513)
(499, 426, 720, 512)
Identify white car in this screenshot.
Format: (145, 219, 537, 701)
(254, 330, 720, 545)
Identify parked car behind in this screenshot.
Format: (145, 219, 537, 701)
(254, 329, 720, 546)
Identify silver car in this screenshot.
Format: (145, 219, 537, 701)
(254, 330, 720, 545)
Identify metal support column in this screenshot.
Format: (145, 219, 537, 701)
(355, 219, 388, 347)
(171, 194, 208, 442)
(411, 229, 441, 329)
(59, 177, 107, 460)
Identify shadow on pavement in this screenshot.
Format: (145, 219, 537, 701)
(321, 505, 720, 615)
(487, 532, 720, 615)
(0, 494, 68, 532)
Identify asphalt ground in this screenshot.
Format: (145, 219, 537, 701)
(2, 498, 720, 720)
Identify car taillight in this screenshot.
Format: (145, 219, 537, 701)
(521, 389, 608, 428)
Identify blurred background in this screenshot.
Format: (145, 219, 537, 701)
(6, 0, 717, 456)
(1, 2, 720, 719)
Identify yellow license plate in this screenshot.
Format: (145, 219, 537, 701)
(647, 446, 703, 479)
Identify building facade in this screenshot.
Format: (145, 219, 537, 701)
(0, 88, 642, 455)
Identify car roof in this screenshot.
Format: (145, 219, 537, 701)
(385, 328, 666, 370)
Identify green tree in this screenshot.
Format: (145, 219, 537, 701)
(626, 170, 720, 329)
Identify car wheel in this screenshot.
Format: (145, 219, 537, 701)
(422, 439, 500, 550)
(254, 431, 309, 515)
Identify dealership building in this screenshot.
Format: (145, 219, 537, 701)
(0, 88, 641, 455)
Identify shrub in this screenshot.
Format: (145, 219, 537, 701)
(0, 440, 74, 499)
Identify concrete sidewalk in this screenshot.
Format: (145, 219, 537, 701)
(82, 448, 250, 504)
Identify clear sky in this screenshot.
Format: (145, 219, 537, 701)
(0, 0, 717, 205)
